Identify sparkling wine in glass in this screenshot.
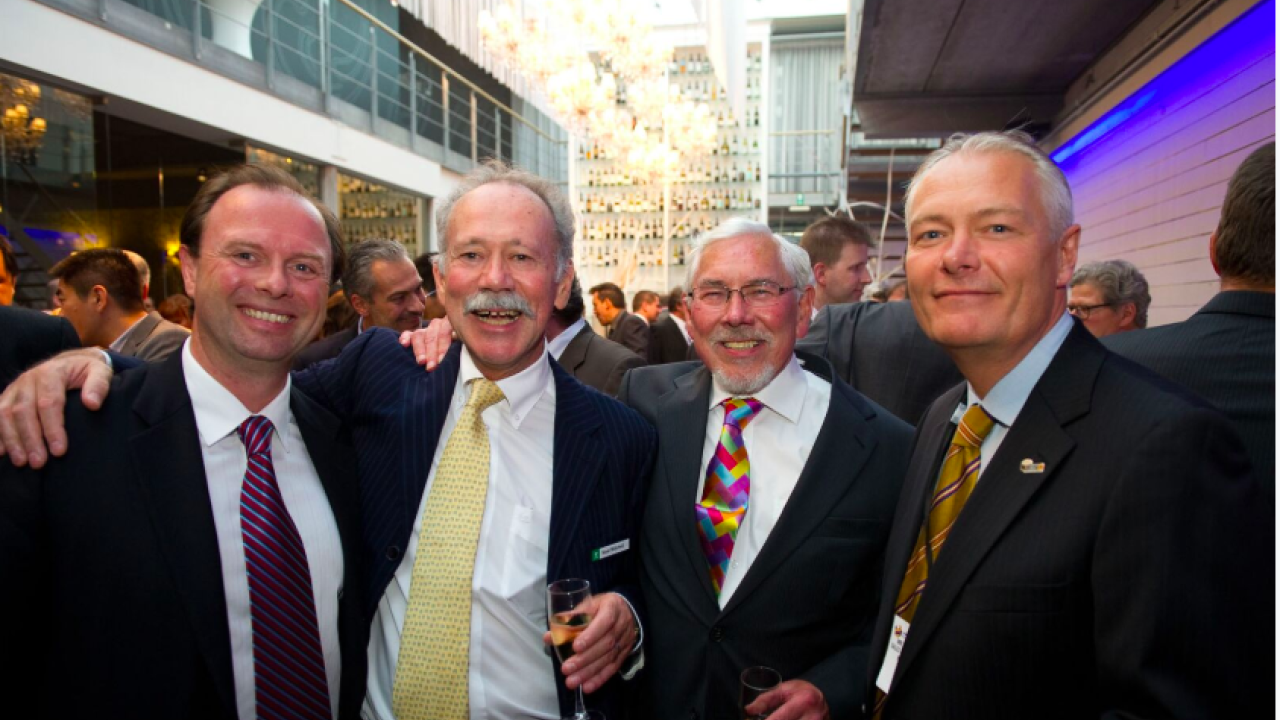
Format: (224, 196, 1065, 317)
(547, 578, 604, 720)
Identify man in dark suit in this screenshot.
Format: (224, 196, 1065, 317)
(620, 218, 912, 720)
(647, 286, 692, 364)
(798, 300, 961, 425)
(50, 248, 189, 362)
(294, 238, 427, 370)
(0, 305, 79, 389)
(547, 277, 645, 397)
(0, 165, 368, 719)
(1105, 142, 1275, 490)
(590, 281, 649, 359)
(868, 131, 1269, 719)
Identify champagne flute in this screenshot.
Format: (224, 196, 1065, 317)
(547, 578, 604, 720)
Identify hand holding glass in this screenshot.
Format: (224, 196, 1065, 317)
(740, 666, 781, 720)
(547, 578, 604, 720)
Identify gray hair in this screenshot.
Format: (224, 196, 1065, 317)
(905, 130, 1075, 240)
(1070, 259, 1151, 328)
(123, 249, 150, 290)
(685, 217, 814, 290)
(434, 159, 574, 279)
(342, 238, 412, 300)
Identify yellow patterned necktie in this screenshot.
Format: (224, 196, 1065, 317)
(393, 378, 505, 720)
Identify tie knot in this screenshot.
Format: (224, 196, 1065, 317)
(467, 379, 506, 413)
(721, 397, 764, 429)
(237, 415, 275, 456)
(955, 404, 996, 449)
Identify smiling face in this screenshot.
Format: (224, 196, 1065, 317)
(180, 184, 332, 383)
(905, 150, 1078, 392)
(434, 182, 573, 381)
(688, 233, 812, 395)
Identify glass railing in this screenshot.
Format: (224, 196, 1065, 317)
(36, 0, 567, 181)
(768, 129, 841, 197)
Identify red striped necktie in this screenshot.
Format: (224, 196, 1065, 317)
(238, 415, 332, 720)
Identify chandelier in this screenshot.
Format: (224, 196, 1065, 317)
(479, 0, 718, 183)
(0, 76, 48, 165)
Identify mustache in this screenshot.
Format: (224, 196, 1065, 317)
(707, 327, 770, 344)
(463, 291, 533, 317)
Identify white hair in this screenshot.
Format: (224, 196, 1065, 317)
(904, 130, 1075, 240)
(684, 217, 814, 290)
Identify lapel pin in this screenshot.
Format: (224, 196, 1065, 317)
(1020, 458, 1046, 474)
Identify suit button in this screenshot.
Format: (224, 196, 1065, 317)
(710, 626, 724, 642)
(386, 545, 402, 561)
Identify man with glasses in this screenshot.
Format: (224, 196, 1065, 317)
(618, 218, 912, 720)
(1066, 259, 1150, 337)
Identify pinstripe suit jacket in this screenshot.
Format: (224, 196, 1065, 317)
(293, 329, 656, 717)
(867, 323, 1271, 719)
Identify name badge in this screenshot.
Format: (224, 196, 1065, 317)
(875, 615, 910, 694)
(591, 538, 630, 561)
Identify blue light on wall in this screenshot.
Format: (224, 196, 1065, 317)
(1052, 0, 1275, 168)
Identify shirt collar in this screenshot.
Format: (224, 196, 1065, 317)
(709, 354, 808, 425)
(458, 342, 553, 429)
(546, 317, 586, 361)
(182, 341, 294, 453)
(964, 311, 1073, 427)
(671, 314, 687, 332)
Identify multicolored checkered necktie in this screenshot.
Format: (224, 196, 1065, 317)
(237, 415, 332, 720)
(696, 397, 764, 596)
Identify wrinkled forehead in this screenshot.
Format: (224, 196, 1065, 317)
(694, 233, 787, 285)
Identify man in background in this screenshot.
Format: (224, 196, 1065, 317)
(648, 286, 691, 364)
(590, 281, 649, 358)
(1106, 142, 1275, 491)
(631, 289, 660, 324)
(158, 293, 194, 330)
(800, 215, 873, 312)
(1067, 259, 1150, 337)
(546, 277, 645, 397)
(413, 251, 447, 322)
(50, 247, 188, 362)
(294, 238, 426, 370)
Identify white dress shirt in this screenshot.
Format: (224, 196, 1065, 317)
(182, 341, 345, 720)
(546, 317, 586, 361)
(698, 355, 832, 607)
(670, 314, 691, 345)
(961, 312, 1074, 476)
(365, 345, 561, 720)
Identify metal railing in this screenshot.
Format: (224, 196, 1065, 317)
(768, 129, 841, 197)
(43, 0, 567, 181)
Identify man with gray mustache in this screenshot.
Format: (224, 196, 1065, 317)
(616, 218, 912, 720)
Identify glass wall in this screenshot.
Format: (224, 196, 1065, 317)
(337, 171, 423, 255)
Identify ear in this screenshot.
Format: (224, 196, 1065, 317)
(554, 262, 575, 311)
(1208, 231, 1221, 277)
(1055, 224, 1082, 288)
(1118, 301, 1137, 329)
(812, 261, 829, 288)
(179, 246, 199, 297)
(90, 285, 109, 313)
(348, 293, 371, 318)
(795, 285, 815, 339)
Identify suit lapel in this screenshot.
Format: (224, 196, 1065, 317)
(291, 387, 357, 565)
(120, 313, 158, 356)
(128, 353, 237, 716)
(721, 372, 880, 617)
(655, 366, 720, 608)
(892, 326, 1099, 684)
(556, 325, 591, 376)
(547, 358, 605, 581)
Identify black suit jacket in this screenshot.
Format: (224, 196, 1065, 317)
(293, 327, 359, 371)
(0, 352, 367, 720)
(798, 302, 961, 426)
(868, 323, 1271, 719)
(648, 313, 690, 364)
(557, 323, 646, 397)
(606, 310, 650, 359)
(1104, 291, 1275, 491)
(293, 330, 656, 718)
(0, 305, 79, 389)
(618, 353, 913, 720)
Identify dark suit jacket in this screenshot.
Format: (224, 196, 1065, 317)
(618, 353, 913, 720)
(558, 323, 646, 397)
(1104, 290, 1274, 491)
(0, 305, 79, 389)
(117, 311, 190, 362)
(798, 302, 961, 426)
(868, 323, 1271, 720)
(648, 313, 690, 365)
(293, 327, 359, 371)
(0, 351, 367, 720)
(293, 329, 656, 718)
(606, 310, 650, 359)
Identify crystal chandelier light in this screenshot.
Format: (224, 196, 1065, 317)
(0, 76, 48, 165)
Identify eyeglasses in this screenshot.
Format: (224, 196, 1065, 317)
(692, 281, 797, 308)
(1066, 302, 1114, 320)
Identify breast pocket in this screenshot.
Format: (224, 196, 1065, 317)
(501, 504, 551, 601)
